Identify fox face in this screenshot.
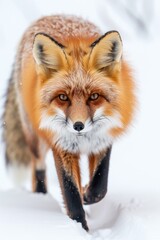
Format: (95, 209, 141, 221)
(33, 32, 124, 154)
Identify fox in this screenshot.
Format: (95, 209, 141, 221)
(3, 15, 135, 231)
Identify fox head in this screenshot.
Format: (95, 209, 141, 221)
(32, 31, 133, 153)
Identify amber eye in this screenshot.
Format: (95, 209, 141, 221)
(89, 93, 99, 101)
(59, 94, 68, 101)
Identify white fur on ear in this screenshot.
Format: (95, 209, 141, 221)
(33, 40, 43, 65)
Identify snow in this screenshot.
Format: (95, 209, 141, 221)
(0, 0, 160, 239)
(0, 190, 88, 240)
(0, 190, 149, 240)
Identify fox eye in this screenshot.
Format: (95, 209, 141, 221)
(89, 93, 99, 101)
(59, 94, 68, 101)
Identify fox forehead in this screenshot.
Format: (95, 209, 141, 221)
(40, 68, 118, 105)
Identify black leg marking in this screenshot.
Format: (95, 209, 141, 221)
(62, 170, 88, 231)
(84, 146, 112, 205)
(35, 170, 47, 194)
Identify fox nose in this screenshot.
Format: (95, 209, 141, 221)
(73, 121, 84, 132)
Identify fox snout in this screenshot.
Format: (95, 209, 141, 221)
(67, 117, 92, 134)
(73, 121, 84, 132)
(66, 96, 92, 134)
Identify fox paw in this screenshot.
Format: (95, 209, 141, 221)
(83, 189, 106, 205)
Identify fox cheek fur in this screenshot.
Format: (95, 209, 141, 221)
(3, 15, 135, 231)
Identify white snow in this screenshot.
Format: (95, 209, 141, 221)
(0, 0, 160, 239)
(0, 190, 149, 240)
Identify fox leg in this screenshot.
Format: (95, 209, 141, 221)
(32, 157, 47, 193)
(53, 150, 88, 231)
(83, 146, 112, 205)
(31, 139, 48, 194)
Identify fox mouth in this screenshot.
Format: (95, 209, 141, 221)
(76, 132, 84, 136)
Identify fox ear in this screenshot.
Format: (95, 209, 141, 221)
(89, 31, 122, 73)
(33, 33, 68, 76)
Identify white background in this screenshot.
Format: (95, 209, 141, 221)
(0, 0, 160, 239)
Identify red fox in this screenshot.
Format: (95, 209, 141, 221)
(3, 15, 135, 231)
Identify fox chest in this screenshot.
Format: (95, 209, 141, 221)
(54, 131, 113, 155)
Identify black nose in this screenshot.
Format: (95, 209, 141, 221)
(73, 121, 84, 132)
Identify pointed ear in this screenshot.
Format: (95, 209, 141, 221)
(33, 33, 68, 76)
(88, 31, 122, 73)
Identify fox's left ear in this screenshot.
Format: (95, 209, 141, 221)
(88, 31, 122, 73)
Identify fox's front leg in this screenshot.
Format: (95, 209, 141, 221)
(53, 150, 88, 231)
(83, 146, 112, 205)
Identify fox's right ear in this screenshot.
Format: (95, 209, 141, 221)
(88, 31, 122, 75)
(33, 33, 68, 76)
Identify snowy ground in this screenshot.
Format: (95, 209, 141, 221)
(0, 0, 160, 239)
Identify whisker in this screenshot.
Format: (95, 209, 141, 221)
(51, 115, 66, 124)
(93, 115, 111, 123)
